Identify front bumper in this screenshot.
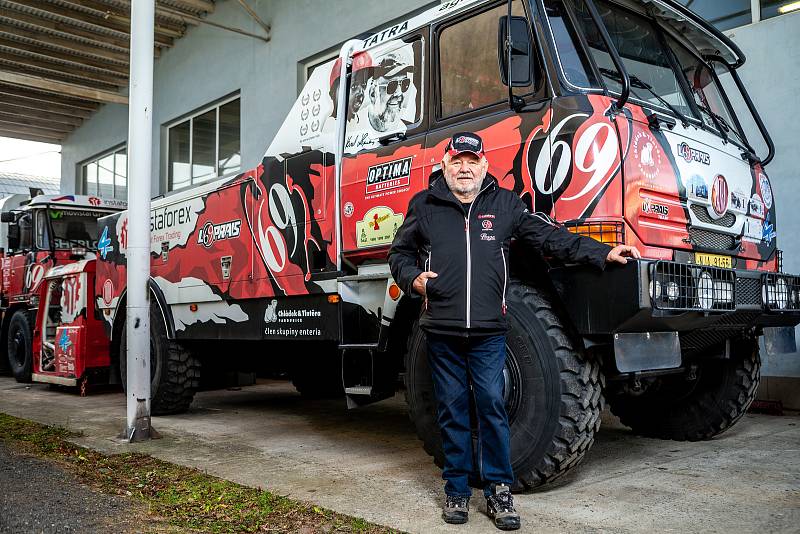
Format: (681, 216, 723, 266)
(550, 260, 800, 350)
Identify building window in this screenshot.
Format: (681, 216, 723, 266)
(166, 95, 241, 192)
(675, 1, 752, 31)
(761, 0, 800, 20)
(81, 146, 127, 200)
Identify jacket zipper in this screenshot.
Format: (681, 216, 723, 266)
(424, 249, 432, 310)
(500, 247, 507, 315)
(464, 182, 492, 329)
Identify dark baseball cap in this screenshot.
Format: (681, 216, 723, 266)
(445, 132, 485, 158)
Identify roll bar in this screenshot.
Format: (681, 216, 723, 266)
(726, 63, 775, 166)
(583, 0, 630, 114)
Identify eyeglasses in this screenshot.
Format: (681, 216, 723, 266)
(378, 78, 411, 94)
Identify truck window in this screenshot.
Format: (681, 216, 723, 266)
(667, 37, 748, 148)
(568, 0, 695, 120)
(48, 209, 101, 250)
(35, 210, 50, 250)
(18, 213, 32, 251)
(542, 0, 598, 89)
(438, 1, 525, 118)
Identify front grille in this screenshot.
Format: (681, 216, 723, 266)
(690, 204, 736, 227)
(736, 277, 761, 306)
(689, 228, 736, 251)
(650, 261, 735, 311)
(763, 273, 800, 310)
(679, 311, 762, 353)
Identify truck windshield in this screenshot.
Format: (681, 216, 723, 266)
(557, 0, 748, 147)
(47, 208, 103, 249)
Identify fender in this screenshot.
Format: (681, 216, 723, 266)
(110, 278, 176, 342)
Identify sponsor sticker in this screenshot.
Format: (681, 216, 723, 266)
(642, 199, 669, 219)
(633, 131, 662, 181)
(197, 219, 242, 248)
(687, 174, 708, 199)
(744, 217, 764, 242)
(758, 173, 773, 209)
(366, 157, 412, 195)
(356, 206, 404, 248)
(102, 279, 114, 305)
(677, 142, 711, 165)
(749, 194, 765, 219)
(220, 256, 232, 280)
(343, 201, 354, 217)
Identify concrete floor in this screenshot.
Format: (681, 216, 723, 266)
(0, 377, 798, 534)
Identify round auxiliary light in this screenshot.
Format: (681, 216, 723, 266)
(792, 289, 800, 308)
(649, 281, 662, 300)
(666, 281, 680, 301)
(697, 271, 714, 310)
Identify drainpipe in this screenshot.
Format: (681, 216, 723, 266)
(124, 0, 154, 442)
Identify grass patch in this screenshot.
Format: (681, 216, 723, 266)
(0, 412, 400, 533)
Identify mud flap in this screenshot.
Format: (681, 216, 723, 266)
(613, 331, 681, 372)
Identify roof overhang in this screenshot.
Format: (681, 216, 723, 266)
(0, 0, 216, 144)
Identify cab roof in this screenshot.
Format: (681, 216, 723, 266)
(25, 194, 127, 211)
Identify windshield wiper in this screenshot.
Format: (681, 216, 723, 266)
(693, 102, 730, 142)
(599, 68, 690, 127)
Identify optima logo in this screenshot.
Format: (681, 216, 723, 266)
(197, 219, 241, 248)
(677, 142, 710, 165)
(366, 157, 412, 194)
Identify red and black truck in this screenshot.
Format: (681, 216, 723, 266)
(90, 0, 800, 488)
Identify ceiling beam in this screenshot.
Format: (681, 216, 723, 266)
(49, 0, 188, 37)
(0, 103, 85, 126)
(0, 86, 99, 112)
(158, 0, 215, 15)
(0, 8, 132, 51)
(0, 39, 130, 76)
(0, 55, 127, 89)
(0, 24, 130, 66)
(0, 71, 127, 104)
(84, 0, 200, 27)
(0, 128, 64, 144)
(0, 112, 74, 133)
(0, 123, 66, 141)
(4, 0, 175, 48)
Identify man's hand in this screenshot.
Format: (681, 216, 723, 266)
(413, 271, 438, 296)
(606, 245, 642, 264)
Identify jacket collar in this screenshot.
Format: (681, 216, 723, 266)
(427, 169, 498, 205)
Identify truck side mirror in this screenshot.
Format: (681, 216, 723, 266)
(1, 212, 15, 223)
(7, 223, 20, 250)
(498, 15, 532, 87)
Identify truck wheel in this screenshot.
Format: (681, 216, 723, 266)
(120, 306, 200, 415)
(291, 344, 344, 399)
(404, 283, 604, 490)
(7, 310, 34, 383)
(607, 338, 760, 441)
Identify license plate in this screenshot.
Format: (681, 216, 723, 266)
(694, 252, 732, 268)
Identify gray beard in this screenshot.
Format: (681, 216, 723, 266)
(446, 175, 483, 196)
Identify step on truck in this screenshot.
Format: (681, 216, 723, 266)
(0, 193, 126, 390)
(95, 0, 800, 488)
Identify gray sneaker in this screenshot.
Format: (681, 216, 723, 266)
(486, 485, 520, 530)
(442, 495, 469, 524)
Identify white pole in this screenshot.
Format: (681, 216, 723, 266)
(124, 0, 154, 442)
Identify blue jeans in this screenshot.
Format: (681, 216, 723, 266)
(426, 332, 513, 497)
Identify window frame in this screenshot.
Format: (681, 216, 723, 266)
(164, 92, 241, 193)
(77, 144, 127, 200)
(432, 0, 541, 125)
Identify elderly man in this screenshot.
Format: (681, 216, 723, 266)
(388, 132, 639, 530)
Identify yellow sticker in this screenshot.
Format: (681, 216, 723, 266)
(356, 206, 404, 248)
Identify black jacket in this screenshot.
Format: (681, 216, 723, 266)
(388, 171, 612, 335)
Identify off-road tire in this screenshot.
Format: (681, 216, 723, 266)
(120, 306, 200, 415)
(607, 338, 760, 441)
(291, 344, 344, 399)
(7, 310, 34, 383)
(404, 282, 604, 490)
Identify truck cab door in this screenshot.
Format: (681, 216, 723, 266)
(340, 30, 429, 263)
(425, 0, 548, 209)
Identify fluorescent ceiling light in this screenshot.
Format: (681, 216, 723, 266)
(778, 1, 800, 14)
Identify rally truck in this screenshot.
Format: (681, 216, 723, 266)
(95, 0, 800, 489)
(0, 194, 126, 390)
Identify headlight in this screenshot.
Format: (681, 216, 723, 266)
(713, 280, 733, 304)
(697, 271, 714, 310)
(765, 278, 790, 309)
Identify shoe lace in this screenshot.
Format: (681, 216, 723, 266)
(491, 491, 515, 513)
(446, 496, 469, 509)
